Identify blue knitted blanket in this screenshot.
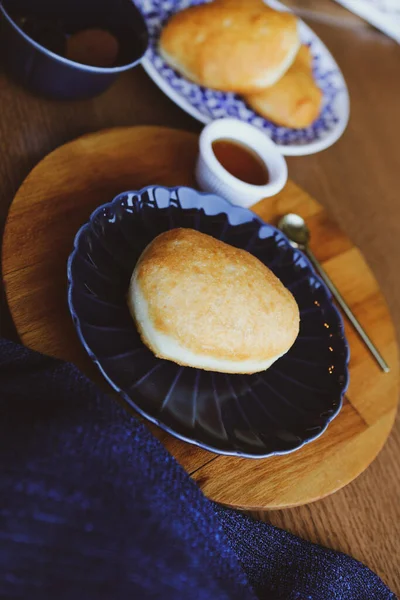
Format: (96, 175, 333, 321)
(0, 338, 395, 599)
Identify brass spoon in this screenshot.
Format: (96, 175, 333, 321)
(278, 213, 390, 373)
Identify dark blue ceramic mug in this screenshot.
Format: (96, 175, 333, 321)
(0, 0, 149, 100)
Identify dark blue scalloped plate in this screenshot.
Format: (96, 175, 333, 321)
(67, 186, 349, 458)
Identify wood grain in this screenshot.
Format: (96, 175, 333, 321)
(0, 1, 399, 592)
(2, 126, 398, 517)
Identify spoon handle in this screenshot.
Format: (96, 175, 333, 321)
(306, 248, 390, 373)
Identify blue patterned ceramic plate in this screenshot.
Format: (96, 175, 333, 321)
(136, 0, 350, 156)
(68, 186, 349, 458)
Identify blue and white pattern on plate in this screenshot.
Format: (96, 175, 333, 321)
(136, 0, 350, 156)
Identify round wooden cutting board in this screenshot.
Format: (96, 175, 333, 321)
(2, 126, 398, 510)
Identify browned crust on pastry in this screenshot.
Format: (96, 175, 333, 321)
(129, 229, 299, 370)
(159, 0, 300, 93)
(245, 45, 323, 128)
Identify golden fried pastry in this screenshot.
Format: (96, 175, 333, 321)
(128, 228, 299, 374)
(245, 45, 323, 129)
(159, 0, 300, 93)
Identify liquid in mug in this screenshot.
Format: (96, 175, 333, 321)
(11, 12, 143, 68)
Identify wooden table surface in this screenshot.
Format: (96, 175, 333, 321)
(0, 0, 399, 593)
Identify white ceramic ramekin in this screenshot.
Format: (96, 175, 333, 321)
(195, 118, 288, 208)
